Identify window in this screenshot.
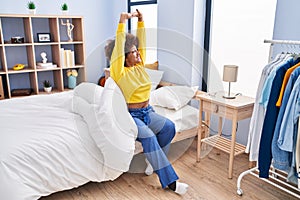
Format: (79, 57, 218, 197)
(208, 0, 276, 97)
(128, 0, 157, 63)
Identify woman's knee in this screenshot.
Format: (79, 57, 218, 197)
(162, 119, 176, 137)
(137, 124, 155, 139)
(137, 127, 161, 152)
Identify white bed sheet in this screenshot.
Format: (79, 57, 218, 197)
(153, 104, 199, 132)
(0, 80, 137, 200)
(0, 92, 103, 199)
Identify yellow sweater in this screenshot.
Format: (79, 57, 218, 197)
(110, 22, 151, 103)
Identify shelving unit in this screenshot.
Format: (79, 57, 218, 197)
(0, 14, 86, 99)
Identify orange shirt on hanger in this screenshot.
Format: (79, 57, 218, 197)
(276, 62, 300, 107)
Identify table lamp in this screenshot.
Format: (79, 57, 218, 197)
(222, 65, 238, 99)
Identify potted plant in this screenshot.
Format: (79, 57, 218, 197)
(43, 80, 52, 93)
(61, 3, 68, 14)
(27, 1, 36, 14)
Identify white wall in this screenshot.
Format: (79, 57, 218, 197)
(273, 0, 300, 40)
(192, 0, 206, 88)
(157, 0, 205, 87)
(85, 1, 126, 83)
(271, 0, 300, 58)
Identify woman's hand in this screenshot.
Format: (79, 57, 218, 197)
(132, 9, 143, 21)
(119, 9, 143, 23)
(119, 12, 132, 23)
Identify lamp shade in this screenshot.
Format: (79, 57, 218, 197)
(223, 65, 238, 82)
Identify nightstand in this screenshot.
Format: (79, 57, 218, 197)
(196, 91, 254, 179)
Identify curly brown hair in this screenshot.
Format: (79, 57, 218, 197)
(105, 33, 139, 62)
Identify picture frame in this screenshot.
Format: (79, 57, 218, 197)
(37, 33, 51, 42)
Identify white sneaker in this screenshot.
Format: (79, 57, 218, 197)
(145, 158, 153, 176)
(175, 182, 189, 195)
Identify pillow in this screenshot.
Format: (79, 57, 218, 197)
(73, 82, 103, 104)
(145, 68, 164, 91)
(149, 85, 198, 110)
(145, 61, 159, 70)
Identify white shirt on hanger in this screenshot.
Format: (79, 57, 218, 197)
(246, 53, 292, 161)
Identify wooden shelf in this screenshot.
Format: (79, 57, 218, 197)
(201, 135, 245, 156)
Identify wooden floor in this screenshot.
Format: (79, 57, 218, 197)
(41, 138, 299, 200)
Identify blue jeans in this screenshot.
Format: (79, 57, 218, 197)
(128, 105, 179, 188)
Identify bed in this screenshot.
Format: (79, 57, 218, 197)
(0, 76, 199, 199)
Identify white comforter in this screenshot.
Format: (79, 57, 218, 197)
(0, 78, 137, 200)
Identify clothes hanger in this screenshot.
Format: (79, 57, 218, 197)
(282, 43, 290, 59)
(291, 44, 300, 62)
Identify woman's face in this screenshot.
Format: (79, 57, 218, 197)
(125, 45, 141, 67)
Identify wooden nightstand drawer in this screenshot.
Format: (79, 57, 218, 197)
(203, 101, 232, 118)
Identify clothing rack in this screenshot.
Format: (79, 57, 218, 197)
(236, 39, 300, 198)
(264, 39, 300, 45)
(264, 39, 300, 62)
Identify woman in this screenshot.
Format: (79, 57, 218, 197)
(106, 10, 188, 195)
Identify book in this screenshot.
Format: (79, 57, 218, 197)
(69, 50, 75, 67)
(36, 63, 57, 69)
(60, 48, 65, 68)
(61, 49, 75, 68)
(65, 50, 71, 67)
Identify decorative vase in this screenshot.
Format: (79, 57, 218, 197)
(44, 87, 52, 93)
(28, 9, 36, 15)
(68, 76, 76, 89)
